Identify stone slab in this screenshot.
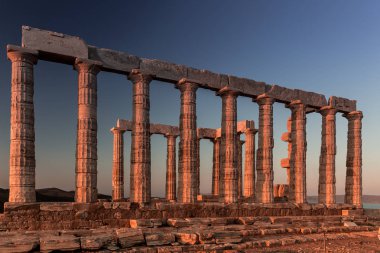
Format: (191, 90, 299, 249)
(228, 75, 268, 97)
(329, 96, 357, 113)
(140, 58, 187, 82)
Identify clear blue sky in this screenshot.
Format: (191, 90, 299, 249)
(0, 0, 379, 197)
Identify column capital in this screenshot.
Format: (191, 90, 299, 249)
(7, 45, 38, 64)
(176, 78, 198, 91)
(343, 110, 363, 121)
(244, 128, 258, 135)
(255, 94, 274, 105)
(319, 105, 338, 116)
(216, 86, 240, 97)
(287, 99, 306, 109)
(110, 127, 126, 134)
(164, 133, 179, 139)
(128, 69, 153, 84)
(74, 58, 102, 74)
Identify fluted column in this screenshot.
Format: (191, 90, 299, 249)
(7, 46, 38, 203)
(237, 139, 244, 198)
(196, 138, 200, 196)
(280, 117, 292, 185)
(243, 127, 257, 198)
(177, 80, 198, 203)
(344, 111, 363, 208)
(129, 69, 152, 203)
(288, 100, 307, 204)
(74, 58, 101, 203)
(318, 106, 337, 205)
(165, 134, 177, 201)
(218, 87, 239, 203)
(111, 127, 126, 200)
(255, 95, 274, 203)
(211, 137, 221, 196)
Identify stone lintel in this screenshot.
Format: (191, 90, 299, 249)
(329, 96, 357, 113)
(197, 128, 217, 140)
(116, 119, 179, 136)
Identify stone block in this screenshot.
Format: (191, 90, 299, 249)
(266, 85, 296, 102)
(40, 235, 80, 252)
(130, 219, 162, 228)
(140, 58, 187, 82)
(329, 96, 356, 112)
(0, 234, 39, 252)
(22, 26, 88, 62)
(342, 209, 364, 216)
(228, 75, 266, 97)
(40, 202, 74, 211)
(175, 232, 198, 245)
(80, 233, 116, 250)
(213, 231, 242, 244)
(196, 231, 215, 244)
(145, 232, 175, 246)
(116, 228, 145, 248)
(343, 221, 358, 227)
(294, 89, 328, 108)
(187, 68, 222, 89)
(167, 218, 190, 228)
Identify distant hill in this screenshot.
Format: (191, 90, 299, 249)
(0, 188, 111, 212)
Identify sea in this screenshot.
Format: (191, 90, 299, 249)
(363, 203, 380, 209)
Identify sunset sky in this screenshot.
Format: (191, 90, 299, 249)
(0, 0, 379, 198)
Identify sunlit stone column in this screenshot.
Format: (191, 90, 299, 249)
(288, 100, 307, 204)
(344, 111, 363, 208)
(74, 58, 101, 203)
(280, 117, 292, 185)
(218, 87, 239, 203)
(237, 138, 244, 198)
(211, 137, 221, 196)
(129, 69, 152, 203)
(255, 95, 274, 203)
(7, 46, 38, 203)
(243, 127, 257, 198)
(318, 106, 337, 205)
(111, 127, 126, 200)
(177, 79, 198, 203)
(165, 134, 177, 201)
(196, 138, 200, 196)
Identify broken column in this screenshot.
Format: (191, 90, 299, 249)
(74, 58, 101, 203)
(211, 137, 221, 196)
(129, 69, 152, 204)
(111, 127, 126, 200)
(288, 100, 307, 204)
(243, 127, 257, 198)
(255, 95, 274, 203)
(344, 111, 363, 208)
(218, 87, 239, 203)
(280, 117, 292, 185)
(177, 79, 198, 203)
(318, 106, 337, 205)
(165, 134, 178, 201)
(7, 45, 38, 203)
(237, 138, 244, 198)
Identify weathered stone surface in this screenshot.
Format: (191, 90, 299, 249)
(145, 232, 175, 246)
(187, 68, 222, 90)
(343, 221, 358, 227)
(175, 232, 199, 245)
(211, 138, 221, 196)
(165, 135, 177, 201)
(0, 234, 39, 252)
(111, 127, 126, 200)
(197, 128, 217, 139)
(244, 127, 257, 198)
(129, 70, 152, 203)
(130, 219, 162, 228)
(40, 235, 80, 252)
(22, 26, 88, 63)
(140, 59, 187, 82)
(40, 202, 74, 211)
(80, 233, 115, 250)
(167, 218, 190, 228)
(237, 138, 244, 198)
(294, 89, 327, 108)
(214, 231, 242, 244)
(88, 46, 140, 73)
(117, 119, 180, 136)
(116, 228, 145, 248)
(329, 96, 356, 113)
(228, 75, 267, 97)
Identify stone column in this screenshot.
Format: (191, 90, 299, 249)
(243, 127, 257, 198)
(7, 46, 38, 203)
(211, 137, 221, 196)
(280, 117, 292, 185)
(318, 106, 337, 205)
(196, 138, 200, 196)
(165, 134, 177, 201)
(111, 127, 126, 200)
(74, 58, 101, 203)
(237, 139, 244, 198)
(129, 69, 152, 204)
(218, 87, 239, 203)
(255, 95, 274, 203)
(288, 100, 307, 204)
(344, 111, 363, 208)
(177, 80, 198, 203)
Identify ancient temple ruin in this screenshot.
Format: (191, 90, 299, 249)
(7, 26, 362, 208)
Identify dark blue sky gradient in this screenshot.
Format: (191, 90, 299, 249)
(0, 0, 379, 197)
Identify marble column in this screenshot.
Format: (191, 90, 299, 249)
(344, 111, 363, 208)
(129, 69, 152, 203)
(7, 46, 38, 203)
(165, 134, 177, 201)
(218, 87, 239, 203)
(196, 138, 200, 196)
(237, 139, 245, 198)
(111, 127, 126, 200)
(211, 137, 221, 196)
(177, 80, 198, 203)
(318, 106, 337, 205)
(288, 100, 307, 204)
(74, 58, 101, 203)
(255, 95, 274, 203)
(280, 117, 292, 185)
(243, 127, 257, 198)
